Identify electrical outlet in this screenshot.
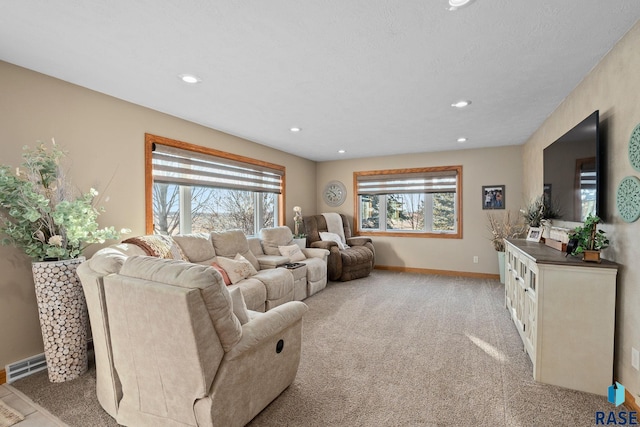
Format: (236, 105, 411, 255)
(473, 256, 479, 264)
(632, 347, 639, 371)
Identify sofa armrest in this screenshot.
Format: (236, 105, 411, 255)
(225, 301, 308, 360)
(310, 240, 338, 251)
(301, 247, 330, 260)
(255, 254, 290, 269)
(347, 236, 372, 246)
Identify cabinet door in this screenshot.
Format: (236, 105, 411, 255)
(523, 261, 538, 360)
(512, 255, 528, 333)
(504, 246, 516, 310)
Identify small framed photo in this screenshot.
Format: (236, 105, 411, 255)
(482, 185, 505, 210)
(526, 227, 542, 242)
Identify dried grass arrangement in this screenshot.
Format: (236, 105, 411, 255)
(486, 210, 526, 252)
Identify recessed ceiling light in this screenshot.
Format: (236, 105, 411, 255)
(338, 149, 346, 154)
(448, 0, 473, 10)
(290, 127, 301, 132)
(179, 74, 201, 84)
(451, 100, 471, 108)
(457, 137, 467, 143)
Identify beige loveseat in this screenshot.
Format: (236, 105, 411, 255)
(77, 228, 329, 425)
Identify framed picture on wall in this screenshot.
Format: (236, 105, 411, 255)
(482, 185, 505, 210)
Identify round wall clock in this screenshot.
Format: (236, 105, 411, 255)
(629, 122, 640, 172)
(616, 175, 640, 223)
(323, 180, 347, 207)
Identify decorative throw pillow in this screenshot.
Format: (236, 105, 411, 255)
(319, 231, 350, 250)
(228, 287, 250, 325)
(211, 262, 232, 286)
(278, 244, 306, 262)
(122, 235, 189, 261)
(216, 254, 258, 284)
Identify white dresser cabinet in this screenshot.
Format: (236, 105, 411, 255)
(504, 239, 618, 396)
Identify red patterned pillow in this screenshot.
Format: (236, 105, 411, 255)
(211, 262, 232, 286)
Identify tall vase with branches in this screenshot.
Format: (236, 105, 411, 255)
(0, 140, 128, 382)
(486, 211, 525, 284)
(487, 211, 526, 252)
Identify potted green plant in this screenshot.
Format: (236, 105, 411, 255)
(0, 142, 125, 261)
(0, 140, 127, 382)
(486, 211, 526, 283)
(521, 194, 561, 228)
(568, 214, 609, 262)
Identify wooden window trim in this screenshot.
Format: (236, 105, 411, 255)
(353, 165, 462, 239)
(145, 133, 286, 234)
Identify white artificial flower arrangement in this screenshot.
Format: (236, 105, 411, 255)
(293, 206, 305, 238)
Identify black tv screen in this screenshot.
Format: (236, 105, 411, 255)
(543, 110, 601, 223)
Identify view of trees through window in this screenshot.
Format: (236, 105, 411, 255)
(360, 193, 455, 233)
(153, 183, 276, 236)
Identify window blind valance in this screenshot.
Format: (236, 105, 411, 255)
(152, 143, 283, 194)
(356, 170, 458, 195)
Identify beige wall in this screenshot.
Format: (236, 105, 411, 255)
(522, 21, 640, 396)
(0, 61, 317, 368)
(317, 145, 523, 275)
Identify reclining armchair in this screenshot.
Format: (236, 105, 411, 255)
(78, 252, 308, 427)
(303, 214, 375, 281)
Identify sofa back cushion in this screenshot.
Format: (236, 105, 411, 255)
(304, 214, 352, 244)
(260, 226, 294, 256)
(104, 256, 229, 425)
(118, 256, 242, 351)
(210, 229, 260, 271)
(173, 233, 217, 265)
(247, 236, 264, 256)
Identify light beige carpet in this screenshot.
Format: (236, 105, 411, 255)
(0, 400, 25, 427)
(11, 271, 621, 426)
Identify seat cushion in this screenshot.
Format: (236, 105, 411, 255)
(299, 257, 326, 284)
(339, 246, 374, 281)
(229, 278, 267, 312)
(253, 268, 294, 301)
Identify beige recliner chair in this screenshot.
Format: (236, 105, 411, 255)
(78, 252, 307, 427)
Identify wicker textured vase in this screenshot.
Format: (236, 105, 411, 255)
(32, 257, 88, 382)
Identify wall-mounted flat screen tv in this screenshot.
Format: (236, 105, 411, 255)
(543, 110, 602, 223)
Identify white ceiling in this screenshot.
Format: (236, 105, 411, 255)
(1, 1, 639, 162)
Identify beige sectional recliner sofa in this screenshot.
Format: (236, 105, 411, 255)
(100, 228, 329, 312)
(77, 227, 329, 426)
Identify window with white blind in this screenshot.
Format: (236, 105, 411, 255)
(355, 166, 462, 238)
(145, 134, 285, 236)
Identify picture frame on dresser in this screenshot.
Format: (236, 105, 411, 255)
(526, 227, 542, 242)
